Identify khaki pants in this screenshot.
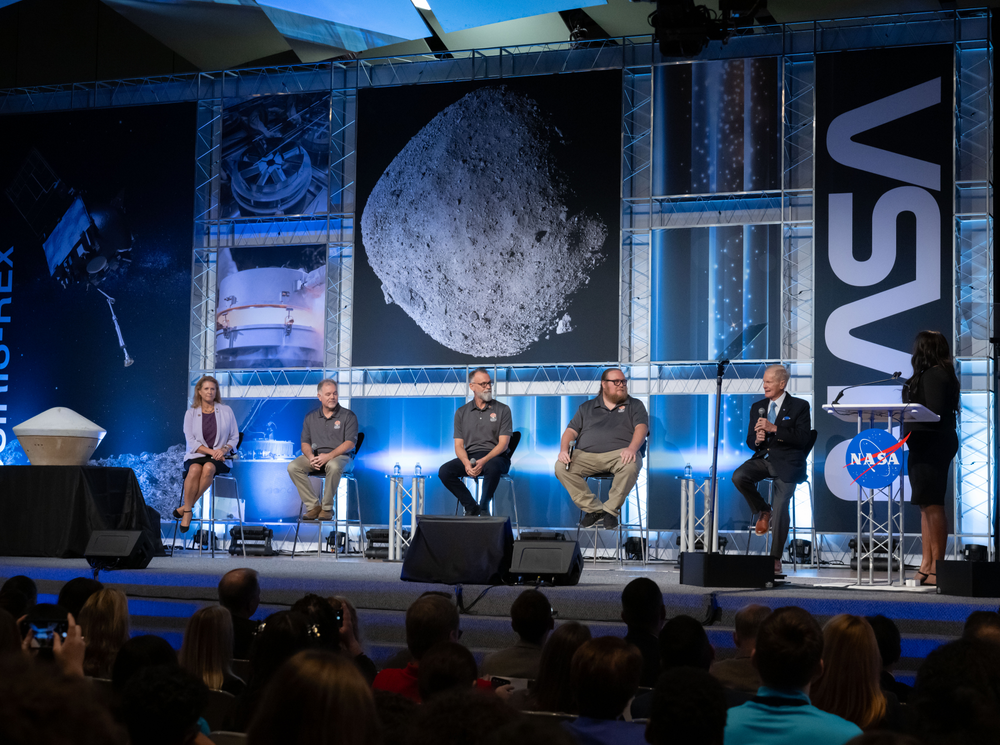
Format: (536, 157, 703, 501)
(288, 454, 353, 511)
(554, 449, 641, 515)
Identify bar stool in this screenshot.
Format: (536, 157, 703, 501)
(292, 433, 366, 558)
(171, 434, 245, 558)
(454, 431, 522, 531)
(577, 472, 645, 567)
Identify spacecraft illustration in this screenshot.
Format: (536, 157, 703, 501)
(214, 247, 325, 369)
(220, 93, 331, 217)
(4, 148, 135, 366)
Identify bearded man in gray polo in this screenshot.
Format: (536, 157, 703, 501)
(556, 368, 648, 529)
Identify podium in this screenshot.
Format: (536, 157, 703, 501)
(822, 403, 939, 586)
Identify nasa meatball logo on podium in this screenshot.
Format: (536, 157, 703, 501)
(844, 429, 907, 489)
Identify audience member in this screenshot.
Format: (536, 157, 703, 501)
(711, 603, 769, 693)
(57, 577, 104, 619)
(1, 575, 38, 608)
(645, 667, 728, 745)
(812, 615, 894, 731)
(0, 589, 30, 619)
(226, 610, 316, 731)
(374, 690, 418, 745)
(180, 605, 245, 694)
(845, 735, 923, 745)
(247, 649, 379, 745)
(78, 588, 131, 678)
(0, 654, 127, 745)
(380, 590, 454, 670)
(112, 635, 179, 694)
(620, 577, 666, 687)
(564, 636, 645, 745)
(373, 594, 460, 702)
(866, 614, 912, 704)
(218, 568, 261, 660)
(290, 593, 377, 684)
(910, 637, 1000, 744)
(482, 720, 577, 745)
(962, 609, 1000, 644)
(723, 606, 862, 745)
(407, 689, 518, 745)
(0, 608, 20, 656)
(120, 664, 211, 745)
(519, 620, 592, 713)
(419, 641, 479, 701)
(481, 589, 554, 679)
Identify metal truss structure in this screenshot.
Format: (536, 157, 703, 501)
(1, 9, 993, 546)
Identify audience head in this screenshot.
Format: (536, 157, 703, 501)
(912, 637, 1000, 744)
(963, 610, 1000, 644)
(408, 689, 518, 745)
(0, 654, 127, 745)
(405, 594, 460, 660)
(533, 621, 592, 714)
(621, 577, 665, 632)
(218, 568, 260, 619)
(733, 604, 771, 649)
(510, 589, 554, 645)
(646, 667, 728, 745)
(57, 577, 104, 619)
(811, 614, 886, 730)
(1, 576, 37, 608)
(78, 587, 131, 678)
(179, 604, 236, 690)
(0, 589, 30, 619)
(373, 691, 417, 745)
(249, 610, 315, 682)
(0, 608, 21, 657)
(865, 614, 902, 669)
(120, 665, 209, 745)
(112, 635, 179, 693)
(571, 636, 643, 720)
(481, 719, 577, 745)
(659, 614, 714, 671)
(248, 649, 379, 745)
(753, 606, 823, 690)
(290, 593, 342, 650)
(418, 641, 478, 702)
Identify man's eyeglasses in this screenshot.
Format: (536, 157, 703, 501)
(604, 379, 627, 387)
(473, 381, 493, 388)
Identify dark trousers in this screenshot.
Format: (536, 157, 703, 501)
(438, 451, 511, 510)
(732, 457, 795, 560)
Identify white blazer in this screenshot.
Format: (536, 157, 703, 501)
(183, 402, 240, 466)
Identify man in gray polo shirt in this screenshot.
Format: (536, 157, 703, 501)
(437, 367, 513, 517)
(287, 379, 358, 520)
(556, 368, 648, 528)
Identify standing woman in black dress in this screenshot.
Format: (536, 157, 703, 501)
(902, 330, 960, 586)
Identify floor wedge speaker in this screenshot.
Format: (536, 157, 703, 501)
(937, 559, 1000, 597)
(401, 516, 513, 584)
(509, 539, 583, 586)
(680, 552, 774, 588)
(84, 530, 154, 571)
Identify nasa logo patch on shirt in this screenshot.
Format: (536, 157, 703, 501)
(618, 406, 625, 412)
(490, 413, 497, 422)
(334, 420, 341, 430)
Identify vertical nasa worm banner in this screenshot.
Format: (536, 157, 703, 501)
(814, 45, 954, 531)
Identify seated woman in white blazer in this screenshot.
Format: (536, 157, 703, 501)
(177, 375, 240, 532)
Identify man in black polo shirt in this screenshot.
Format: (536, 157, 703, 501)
(556, 368, 648, 528)
(437, 367, 513, 517)
(287, 378, 358, 520)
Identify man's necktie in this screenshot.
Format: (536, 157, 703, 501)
(768, 401, 777, 424)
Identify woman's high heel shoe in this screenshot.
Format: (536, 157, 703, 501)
(915, 571, 936, 586)
(176, 508, 193, 533)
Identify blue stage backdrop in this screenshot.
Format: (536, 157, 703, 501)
(0, 104, 196, 509)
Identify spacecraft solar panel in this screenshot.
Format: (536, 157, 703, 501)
(43, 196, 91, 276)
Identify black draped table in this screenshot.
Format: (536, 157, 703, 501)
(0, 466, 164, 558)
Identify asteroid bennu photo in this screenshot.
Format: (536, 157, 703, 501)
(360, 86, 607, 357)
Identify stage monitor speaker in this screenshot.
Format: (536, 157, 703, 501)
(937, 559, 1000, 598)
(84, 530, 154, 571)
(680, 552, 774, 588)
(508, 539, 583, 586)
(401, 516, 513, 585)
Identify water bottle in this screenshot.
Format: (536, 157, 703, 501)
(393, 462, 401, 476)
(684, 463, 693, 480)
(414, 462, 422, 476)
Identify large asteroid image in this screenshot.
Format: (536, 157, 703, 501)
(361, 87, 607, 357)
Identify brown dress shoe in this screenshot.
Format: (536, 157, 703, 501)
(317, 510, 333, 521)
(302, 506, 322, 520)
(754, 511, 772, 536)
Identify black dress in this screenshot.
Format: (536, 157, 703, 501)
(902, 366, 959, 507)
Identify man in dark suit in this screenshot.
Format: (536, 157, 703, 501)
(732, 364, 811, 575)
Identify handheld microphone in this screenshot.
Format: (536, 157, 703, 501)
(469, 458, 477, 468)
(831, 372, 903, 405)
(565, 442, 575, 471)
(758, 407, 765, 418)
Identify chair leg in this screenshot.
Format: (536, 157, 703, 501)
(209, 482, 215, 559)
(352, 477, 366, 556)
(808, 479, 818, 568)
(234, 478, 246, 559)
(170, 489, 183, 556)
(292, 503, 304, 558)
(790, 483, 797, 573)
(509, 479, 519, 535)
